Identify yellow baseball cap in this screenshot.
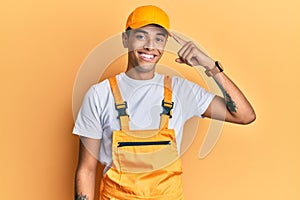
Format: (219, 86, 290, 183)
(126, 5, 170, 34)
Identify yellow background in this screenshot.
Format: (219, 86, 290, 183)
(1, 0, 300, 199)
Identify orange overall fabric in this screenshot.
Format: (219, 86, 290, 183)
(100, 76, 184, 200)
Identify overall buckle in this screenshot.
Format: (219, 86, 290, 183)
(161, 100, 174, 118)
(115, 101, 129, 118)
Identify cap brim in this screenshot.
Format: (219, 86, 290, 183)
(128, 21, 171, 36)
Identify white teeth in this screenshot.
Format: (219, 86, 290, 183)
(140, 53, 154, 59)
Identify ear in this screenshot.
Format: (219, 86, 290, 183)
(122, 32, 128, 48)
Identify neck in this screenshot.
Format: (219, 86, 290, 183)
(125, 69, 155, 80)
(125, 59, 156, 80)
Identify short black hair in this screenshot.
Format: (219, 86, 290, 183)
(125, 27, 132, 37)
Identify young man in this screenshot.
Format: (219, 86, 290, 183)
(73, 5, 255, 200)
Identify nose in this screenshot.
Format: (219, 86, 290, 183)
(143, 38, 155, 50)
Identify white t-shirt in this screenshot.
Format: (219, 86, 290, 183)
(73, 72, 215, 172)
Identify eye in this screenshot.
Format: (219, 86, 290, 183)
(136, 34, 145, 40)
(156, 37, 165, 43)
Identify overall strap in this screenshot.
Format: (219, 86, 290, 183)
(108, 76, 130, 131)
(159, 75, 173, 129)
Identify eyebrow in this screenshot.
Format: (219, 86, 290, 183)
(133, 29, 167, 37)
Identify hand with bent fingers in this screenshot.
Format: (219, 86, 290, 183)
(172, 33, 215, 69)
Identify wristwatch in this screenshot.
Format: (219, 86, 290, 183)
(205, 61, 224, 77)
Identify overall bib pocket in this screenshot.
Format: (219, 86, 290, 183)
(117, 140, 171, 147)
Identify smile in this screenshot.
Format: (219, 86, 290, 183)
(140, 53, 154, 59)
(137, 51, 157, 62)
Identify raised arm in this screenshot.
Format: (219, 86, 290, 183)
(172, 33, 256, 124)
(75, 137, 100, 200)
(202, 72, 256, 124)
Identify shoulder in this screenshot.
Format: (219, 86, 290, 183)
(92, 73, 124, 94)
(171, 75, 198, 89)
(93, 79, 110, 91)
(84, 76, 117, 103)
(170, 75, 213, 99)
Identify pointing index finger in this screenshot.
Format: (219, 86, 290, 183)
(172, 32, 187, 46)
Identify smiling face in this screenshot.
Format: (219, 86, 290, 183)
(122, 24, 168, 79)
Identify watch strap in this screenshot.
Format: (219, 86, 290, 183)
(205, 61, 223, 77)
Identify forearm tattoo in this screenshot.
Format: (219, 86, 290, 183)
(224, 90, 237, 112)
(75, 193, 89, 200)
(216, 81, 237, 112)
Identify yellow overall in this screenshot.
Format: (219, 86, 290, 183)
(100, 76, 184, 200)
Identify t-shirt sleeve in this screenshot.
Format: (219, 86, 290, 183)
(191, 81, 215, 118)
(72, 85, 103, 139)
(174, 76, 216, 119)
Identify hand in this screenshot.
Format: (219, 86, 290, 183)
(172, 33, 215, 69)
